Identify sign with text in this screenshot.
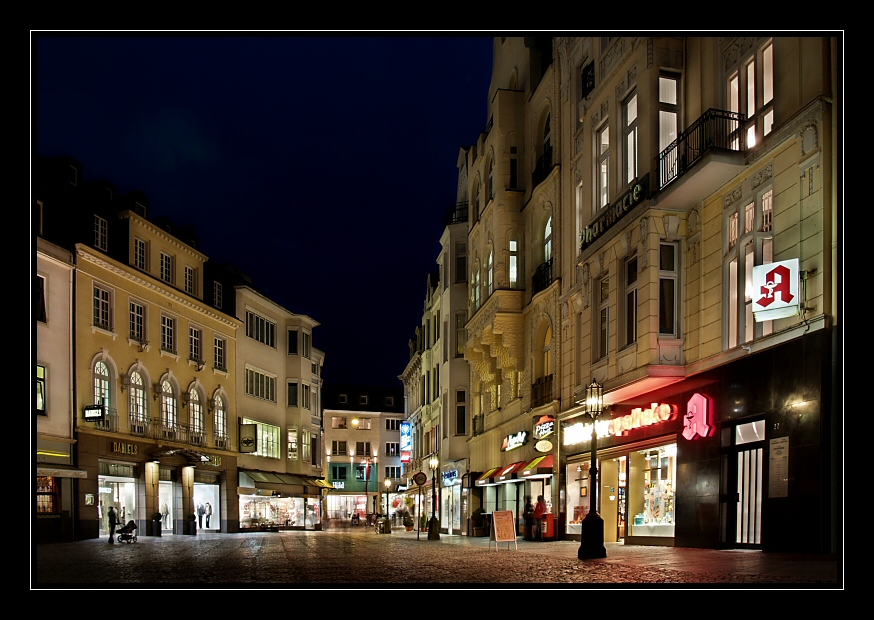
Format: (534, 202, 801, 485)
(489, 510, 518, 551)
(501, 431, 528, 451)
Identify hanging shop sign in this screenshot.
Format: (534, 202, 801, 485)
(682, 393, 713, 440)
(753, 258, 800, 321)
(501, 430, 529, 452)
(533, 415, 555, 452)
(400, 422, 412, 463)
(84, 404, 104, 421)
(239, 424, 257, 453)
(533, 415, 555, 439)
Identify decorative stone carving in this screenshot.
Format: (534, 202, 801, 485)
(801, 124, 818, 156)
(663, 215, 680, 241)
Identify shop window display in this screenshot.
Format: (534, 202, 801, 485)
(629, 444, 676, 537)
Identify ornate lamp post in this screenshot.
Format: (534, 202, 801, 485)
(383, 477, 392, 534)
(349, 448, 356, 521)
(577, 380, 607, 560)
(427, 455, 440, 540)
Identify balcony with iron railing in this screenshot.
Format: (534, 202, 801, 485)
(87, 407, 229, 450)
(531, 257, 554, 297)
(531, 374, 554, 408)
(656, 108, 747, 210)
(444, 201, 469, 226)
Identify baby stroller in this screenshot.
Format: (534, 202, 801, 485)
(116, 519, 138, 543)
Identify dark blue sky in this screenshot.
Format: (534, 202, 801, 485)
(33, 33, 495, 389)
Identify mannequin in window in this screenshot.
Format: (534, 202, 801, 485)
(204, 502, 212, 528)
(197, 503, 205, 528)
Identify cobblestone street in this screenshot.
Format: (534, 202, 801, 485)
(33, 527, 841, 590)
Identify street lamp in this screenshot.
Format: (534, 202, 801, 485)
(383, 477, 392, 534)
(349, 448, 356, 522)
(577, 380, 607, 559)
(428, 455, 440, 540)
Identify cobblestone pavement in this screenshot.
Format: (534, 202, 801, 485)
(33, 526, 843, 590)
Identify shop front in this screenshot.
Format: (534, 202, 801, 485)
(439, 461, 467, 535)
(238, 469, 323, 531)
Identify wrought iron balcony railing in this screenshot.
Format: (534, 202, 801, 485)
(658, 108, 746, 190)
(531, 374, 554, 408)
(531, 258, 554, 296)
(444, 201, 469, 226)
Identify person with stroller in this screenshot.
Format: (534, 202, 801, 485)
(107, 506, 118, 543)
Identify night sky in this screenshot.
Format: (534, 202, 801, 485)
(33, 32, 496, 389)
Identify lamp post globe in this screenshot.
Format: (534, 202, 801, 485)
(427, 455, 440, 540)
(578, 380, 607, 560)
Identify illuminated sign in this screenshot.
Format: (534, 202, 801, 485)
(333, 481, 345, 489)
(753, 258, 800, 321)
(683, 393, 712, 440)
(400, 422, 412, 452)
(533, 415, 555, 440)
(501, 431, 528, 451)
(84, 404, 104, 421)
(442, 469, 460, 486)
(562, 403, 676, 446)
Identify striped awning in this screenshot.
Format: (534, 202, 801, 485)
(494, 461, 527, 483)
(519, 454, 555, 479)
(475, 466, 503, 487)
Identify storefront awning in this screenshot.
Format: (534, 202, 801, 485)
(519, 454, 555, 479)
(303, 477, 334, 490)
(475, 466, 503, 487)
(240, 469, 307, 485)
(37, 463, 88, 478)
(494, 461, 527, 483)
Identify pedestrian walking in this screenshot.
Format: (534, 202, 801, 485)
(523, 496, 535, 541)
(534, 495, 547, 541)
(107, 506, 117, 544)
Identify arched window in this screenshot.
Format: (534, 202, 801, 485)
(486, 248, 494, 297)
(487, 157, 494, 201)
(509, 233, 522, 290)
(214, 396, 228, 444)
(542, 324, 553, 377)
(543, 113, 551, 157)
(189, 387, 204, 435)
(93, 360, 111, 408)
(161, 380, 177, 429)
(543, 214, 553, 262)
(471, 261, 481, 310)
(129, 371, 147, 423)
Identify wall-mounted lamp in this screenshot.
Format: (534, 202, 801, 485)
(181, 392, 190, 407)
(196, 361, 205, 372)
(153, 383, 162, 401)
(208, 398, 217, 411)
(120, 373, 130, 392)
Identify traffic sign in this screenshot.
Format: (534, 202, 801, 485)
(413, 471, 427, 486)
